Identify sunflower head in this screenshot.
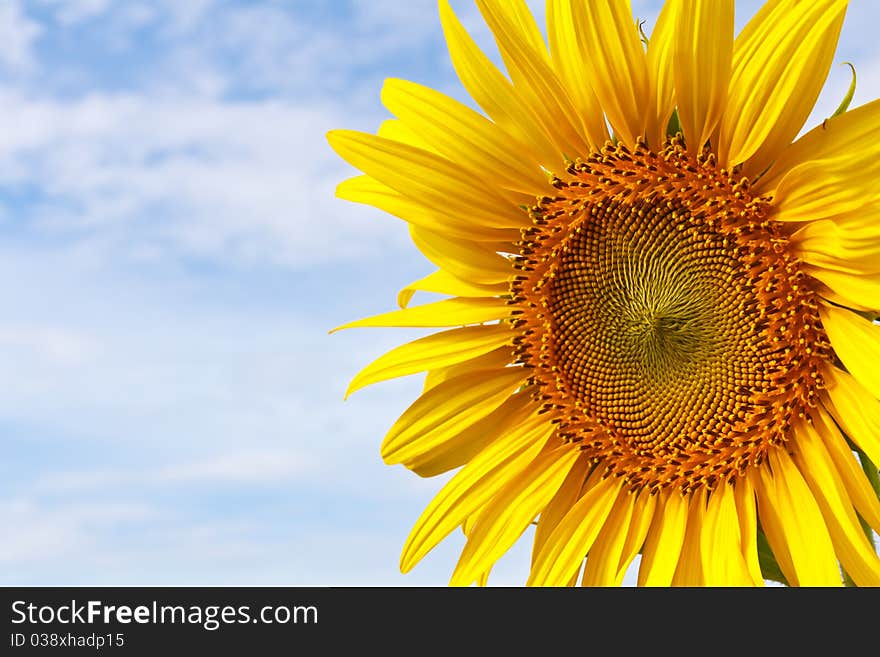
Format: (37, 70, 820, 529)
(513, 135, 832, 495)
(329, 0, 880, 587)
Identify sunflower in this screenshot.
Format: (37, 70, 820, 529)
(327, 0, 880, 586)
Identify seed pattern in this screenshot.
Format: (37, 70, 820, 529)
(510, 136, 831, 493)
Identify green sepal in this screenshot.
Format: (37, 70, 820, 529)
(666, 109, 682, 139)
(830, 62, 857, 118)
(638, 19, 649, 47)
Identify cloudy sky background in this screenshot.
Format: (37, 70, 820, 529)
(1, 0, 878, 586)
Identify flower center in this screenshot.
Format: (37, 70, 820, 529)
(511, 136, 831, 493)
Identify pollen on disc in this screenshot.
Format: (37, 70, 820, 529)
(511, 136, 831, 494)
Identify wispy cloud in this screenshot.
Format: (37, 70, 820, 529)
(0, 92, 405, 268)
(0, 498, 155, 564)
(0, 1, 42, 73)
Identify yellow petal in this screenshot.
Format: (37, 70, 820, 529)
(407, 390, 534, 478)
(545, 0, 609, 147)
(527, 472, 622, 586)
(773, 153, 880, 229)
(422, 345, 513, 392)
(493, 0, 547, 56)
(381, 78, 547, 195)
(638, 489, 688, 586)
(757, 98, 880, 196)
(475, 0, 593, 158)
(450, 444, 580, 586)
(821, 367, 880, 496)
(615, 491, 658, 585)
(754, 449, 842, 586)
(717, 0, 847, 174)
(331, 297, 511, 332)
(808, 267, 880, 314)
(673, 0, 733, 151)
(400, 411, 554, 572)
(377, 118, 438, 153)
(580, 490, 637, 587)
(438, 0, 559, 164)
(733, 476, 764, 586)
(819, 304, 880, 399)
(531, 454, 592, 566)
(645, 0, 678, 148)
(345, 324, 512, 398)
(699, 483, 755, 586)
(813, 404, 880, 534)
(381, 365, 527, 466)
(671, 489, 706, 586)
(409, 225, 514, 286)
(748, 465, 796, 583)
(336, 175, 520, 243)
(791, 219, 880, 275)
(570, 0, 650, 147)
(397, 269, 507, 309)
(792, 420, 880, 586)
(327, 130, 528, 230)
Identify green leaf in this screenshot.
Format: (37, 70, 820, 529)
(857, 447, 880, 500)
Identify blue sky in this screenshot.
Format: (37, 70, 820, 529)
(1, 0, 878, 586)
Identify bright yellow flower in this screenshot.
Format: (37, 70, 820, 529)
(328, 0, 880, 586)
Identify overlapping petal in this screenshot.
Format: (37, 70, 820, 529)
(638, 490, 688, 586)
(400, 413, 555, 572)
(345, 324, 513, 398)
(645, 1, 678, 148)
(673, 0, 733, 151)
(717, 0, 847, 174)
(327, 130, 528, 230)
(793, 420, 880, 586)
(545, 0, 609, 147)
(475, 0, 593, 158)
(570, 0, 651, 147)
(450, 444, 580, 586)
(753, 449, 842, 586)
(438, 0, 560, 164)
(820, 305, 880, 399)
(381, 78, 548, 195)
(527, 473, 623, 586)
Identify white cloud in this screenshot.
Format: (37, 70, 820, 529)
(0, 90, 411, 268)
(0, 325, 98, 367)
(0, 1, 42, 73)
(38, 0, 113, 25)
(34, 449, 319, 494)
(156, 450, 316, 484)
(0, 499, 154, 564)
